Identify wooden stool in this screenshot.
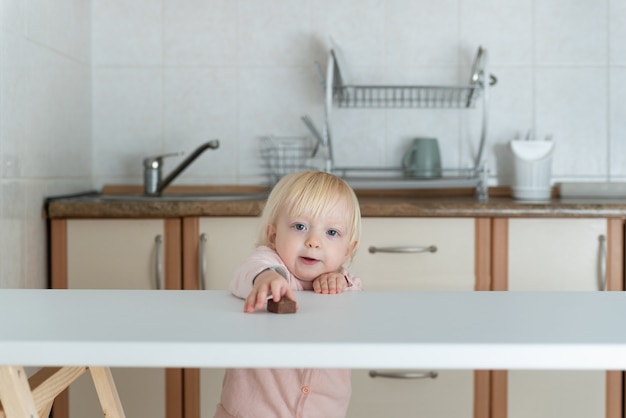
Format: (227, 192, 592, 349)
(0, 366, 125, 418)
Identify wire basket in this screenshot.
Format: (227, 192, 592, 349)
(261, 136, 314, 184)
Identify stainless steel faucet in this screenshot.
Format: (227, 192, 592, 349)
(143, 140, 220, 195)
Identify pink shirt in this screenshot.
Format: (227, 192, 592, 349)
(214, 246, 362, 418)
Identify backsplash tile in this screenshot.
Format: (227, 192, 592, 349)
(460, 0, 532, 66)
(311, 0, 386, 67)
(535, 0, 608, 66)
(610, 67, 626, 177)
(88, 0, 624, 186)
(163, 0, 238, 66)
(535, 67, 608, 177)
(610, 0, 626, 65)
(24, 0, 91, 62)
(1, 0, 24, 36)
(163, 68, 239, 182)
(1, 0, 92, 288)
(238, 66, 321, 182)
(385, 0, 459, 67)
(92, 68, 163, 179)
(238, 0, 312, 66)
(92, 0, 162, 66)
(486, 67, 534, 185)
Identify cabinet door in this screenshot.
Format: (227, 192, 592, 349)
(195, 217, 261, 417)
(66, 219, 172, 418)
(507, 218, 607, 418)
(347, 218, 477, 418)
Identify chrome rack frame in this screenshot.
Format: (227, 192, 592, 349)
(320, 44, 496, 201)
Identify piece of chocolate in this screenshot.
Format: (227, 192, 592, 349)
(267, 297, 296, 314)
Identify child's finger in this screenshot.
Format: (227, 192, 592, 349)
(312, 280, 321, 294)
(283, 287, 297, 302)
(327, 278, 337, 294)
(255, 289, 268, 309)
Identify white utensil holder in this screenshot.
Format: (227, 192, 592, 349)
(510, 140, 555, 201)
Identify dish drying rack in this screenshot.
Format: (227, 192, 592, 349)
(260, 136, 317, 185)
(320, 43, 497, 200)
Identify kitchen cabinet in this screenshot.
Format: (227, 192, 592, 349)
(490, 218, 624, 418)
(347, 218, 489, 418)
(49, 211, 625, 418)
(180, 216, 492, 418)
(49, 218, 183, 418)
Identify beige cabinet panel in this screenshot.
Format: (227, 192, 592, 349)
(352, 218, 475, 291)
(348, 218, 476, 418)
(509, 218, 607, 292)
(349, 370, 474, 418)
(67, 219, 165, 290)
(197, 217, 261, 291)
(508, 371, 604, 418)
(507, 218, 607, 418)
(66, 219, 167, 418)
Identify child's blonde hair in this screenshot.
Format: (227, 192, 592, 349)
(258, 171, 361, 259)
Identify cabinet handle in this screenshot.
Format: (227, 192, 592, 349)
(155, 235, 163, 290)
(369, 370, 438, 380)
(368, 245, 437, 254)
(199, 233, 208, 290)
(598, 234, 607, 291)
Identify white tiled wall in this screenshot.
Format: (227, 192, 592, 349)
(89, 0, 626, 188)
(2, 0, 626, 287)
(0, 0, 92, 288)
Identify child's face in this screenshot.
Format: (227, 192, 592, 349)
(267, 198, 356, 282)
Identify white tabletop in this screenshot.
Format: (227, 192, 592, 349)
(2, 289, 626, 370)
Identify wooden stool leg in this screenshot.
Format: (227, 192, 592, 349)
(29, 367, 87, 418)
(29, 367, 87, 414)
(88, 368, 125, 418)
(0, 366, 39, 418)
(38, 401, 53, 418)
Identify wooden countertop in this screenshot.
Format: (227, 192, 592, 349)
(44, 186, 626, 219)
(3, 289, 626, 369)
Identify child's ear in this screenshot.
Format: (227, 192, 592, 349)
(267, 224, 277, 248)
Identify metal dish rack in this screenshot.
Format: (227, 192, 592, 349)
(322, 44, 497, 200)
(260, 136, 315, 185)
(333, 85, 480, 108)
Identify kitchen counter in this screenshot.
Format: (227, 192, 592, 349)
(2, 289, 626, 370)
(44, 187, 626, 219)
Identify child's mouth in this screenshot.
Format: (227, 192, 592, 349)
(300, 256, 318, 265)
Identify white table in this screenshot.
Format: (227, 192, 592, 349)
(3, 289, 626, 417)
(2, 289, 626, 370)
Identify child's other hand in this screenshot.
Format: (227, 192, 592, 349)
(244, 269, 296, 313)
(312, 272, 349, 294)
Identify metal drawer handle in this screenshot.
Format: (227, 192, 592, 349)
(199, 233, 208, 290)
(368, 245, 437, 254)
(369, 370, 438, 380)
(598, 234, 606, 291)
(155, 235, 163, 290)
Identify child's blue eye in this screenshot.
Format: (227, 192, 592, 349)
(294, 223, 306, 231)
(327, 229, 339, 237)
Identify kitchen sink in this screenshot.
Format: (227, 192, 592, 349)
(97, 192, 270, 202)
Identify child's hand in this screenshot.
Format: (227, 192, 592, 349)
(312, 272, 349, 294)
(244, 269, 296, 313)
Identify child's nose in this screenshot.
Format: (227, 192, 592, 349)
(305, 234, 321, 248)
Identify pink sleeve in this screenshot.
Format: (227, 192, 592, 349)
(229, 246, 289, 299)
(342, 268, 362, 291)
